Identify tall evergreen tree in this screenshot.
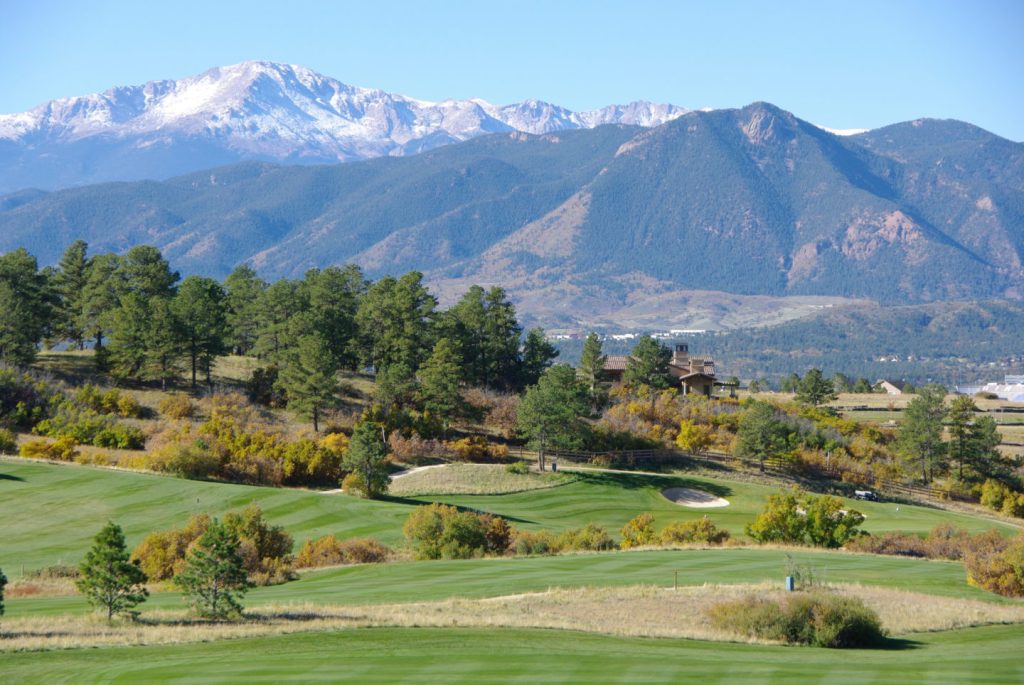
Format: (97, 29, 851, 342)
(116, 245, 179, 299)
(303, 265, 365, 369)
(417, 338, 463, 430)
(355, 272, 437, 372)
(223, 265, 267, 356)
(623, 336, 671, 390)
(0, 248, 49, 365)
(442, 285, 489, 386)
(79, 252, 122, 353)
(253, 279, 307, 363)
(76, 521, 149, 621)
(898, 384, 948, 482)
(948, 396, 1003, 481)
(174, 519, 252, 620)
(276, 333, 339, 432)
(578, 332, 608, 398)
(174, 276, 228, 387)
(482, 286, 521, 389)
(519, 327, 558, 389)
(54, 240, 90, 349)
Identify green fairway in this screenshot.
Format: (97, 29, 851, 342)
(11, 546, 1015, 618)
(0, 458, 415, 571)
(1, 458, 1016, 574)
(2, 625, 1022, 684)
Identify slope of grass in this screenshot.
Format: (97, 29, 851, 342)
(1, 458, 1015, 575)
(2, 625, 1023, 684)
(12, 546, 1018, 619)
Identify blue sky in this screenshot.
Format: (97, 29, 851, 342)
(2, 0, 1022, 140)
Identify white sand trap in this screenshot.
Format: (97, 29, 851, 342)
(662, 487, 729, 508)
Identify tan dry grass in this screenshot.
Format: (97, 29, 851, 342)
(4, 583, 1024, 653)
(388, 463, 576, 496)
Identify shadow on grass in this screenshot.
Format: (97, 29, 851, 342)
(572, 471, 733, 498)
(866, 636, 923, 651)
(0, 472, 25, 481)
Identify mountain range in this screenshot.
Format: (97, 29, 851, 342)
(0, 61, 688, 193)
(0, 65, 1022, 331)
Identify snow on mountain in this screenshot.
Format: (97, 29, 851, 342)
(0, 61, 689, 165)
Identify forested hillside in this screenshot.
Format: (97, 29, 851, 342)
(1, 103, 1021, 324)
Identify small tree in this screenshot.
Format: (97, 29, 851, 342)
(676, 420, 714, 455)
(0, 567, 6, 618)
(76, 521, 149, 620)
(578, 332, 608, 411)
(735, 401, 792, 471)
(516, 364, 588, 471)
(174, 519, 252, 620)
(795, 368, 837, 408)
(342, 422, 391, 498)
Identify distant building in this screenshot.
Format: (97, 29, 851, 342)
(876, 379, 907, 396)
(602, 343, 718, 397)
(668, 343, 717, 397)
(957, 380, 1024, 401)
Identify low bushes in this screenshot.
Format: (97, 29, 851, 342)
(980, 479, 1024, 518)
(620, 513, 731, 549)
(73, 385, 143, 418)
(159, 394, 195, 420)
(746, 490, 864, 548)
(846, 524, 1006, 562)
(402, 503, 510, 560)
(34, 404, 145, 450)
(707, 593, 886, 648)
(0, 427, 16, 454)
(660, 517, 731, 545)
(513, 524, 616, 556)
(131, 504, 295, 586)
(964, 533, 1024, 598)
(19, 436, 79, 461)
(294, 536, 392, 568)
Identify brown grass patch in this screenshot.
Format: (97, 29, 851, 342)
(4, 583, 1024, 652)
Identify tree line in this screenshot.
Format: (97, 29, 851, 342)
(0, 242, 557, 431)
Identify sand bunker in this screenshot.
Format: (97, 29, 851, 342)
(662, 487, 729, 508)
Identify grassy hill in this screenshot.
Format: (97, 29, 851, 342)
(1, 459, 1014, 574)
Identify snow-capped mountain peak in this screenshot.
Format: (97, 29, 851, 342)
(0, 62, 690, 191)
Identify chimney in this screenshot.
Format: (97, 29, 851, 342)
(672, 343, 689, 366)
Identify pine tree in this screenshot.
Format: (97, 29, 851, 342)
(795, 368, 837, 408)
(76, 522, 149, 621)
(174, 519, 252, 620)
(303, 265, 365, 369)
(417, 338, 463, 430)
(276, 333, 339, 432)
(623, 336, 671, 390)
(519, 327, 558, 389)
(516, 364, 588, 471)
(173, 276, 228, 387)
(0, 248, 49, 365)
(224, 265, 267, 356)
(578, 332, 608, 397)
(79, 252, 122, 354)
(355, 272, 437, 372)
(342, 422, 391, 498)
(54, 240, 90, 350)
(898, 384, 948, 482)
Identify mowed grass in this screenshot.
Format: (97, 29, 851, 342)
(12, 546, 1016, 618)
(2, 624, 1023, 684)
(1, 458, 1016, 574)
